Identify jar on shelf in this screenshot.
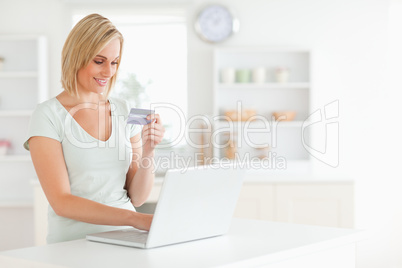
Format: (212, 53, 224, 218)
(224, 132, 237, 159)
(236, 69, 251, 83)
(0, 139, 11, 155)
(274, 67, 289, 83)
(252, 67, 266, 83)
(220, 67, 235, 84)
(224, 137, 237, 160)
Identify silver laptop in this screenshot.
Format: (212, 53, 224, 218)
(86, 165, 245, 249)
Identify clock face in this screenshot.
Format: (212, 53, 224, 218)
(195, 5, 239, 43)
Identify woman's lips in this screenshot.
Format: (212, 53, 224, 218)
(94, 77, 108, 86)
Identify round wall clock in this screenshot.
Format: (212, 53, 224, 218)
(194, 4, 239, 43)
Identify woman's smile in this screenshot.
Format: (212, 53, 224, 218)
(94, 77, 108, 87)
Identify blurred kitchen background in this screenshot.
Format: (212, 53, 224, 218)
(1, 0, 402, 267)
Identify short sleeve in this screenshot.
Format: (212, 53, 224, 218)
(23, 103, 63, 151)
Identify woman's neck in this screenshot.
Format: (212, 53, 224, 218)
(57, 90, 108, 107)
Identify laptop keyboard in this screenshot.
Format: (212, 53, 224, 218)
(91, 228, 149, 244)
(117, 230, 149, 243)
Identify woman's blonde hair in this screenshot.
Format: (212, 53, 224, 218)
(61, 13, 123, 98)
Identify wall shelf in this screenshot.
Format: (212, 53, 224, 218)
(217, 82, 310, 90)
(0, 72, 38, 78)
(212, 47, 311, 164)
(0, 35, 48, 205)
(214, 120, 307, 128)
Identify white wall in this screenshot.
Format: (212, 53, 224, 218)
(193, 2, 400, 267)
(1, 0, 401, 267)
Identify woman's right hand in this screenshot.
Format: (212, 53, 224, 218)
(132, 212, 154, 231)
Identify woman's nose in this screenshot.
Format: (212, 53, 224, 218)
(102, 64, 114, 77)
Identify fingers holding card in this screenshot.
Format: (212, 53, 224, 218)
(127, 108, 165, 152)
(127, 108, 155, 125)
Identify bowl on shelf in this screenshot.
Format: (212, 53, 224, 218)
(253, 145, 270, 160)
(225, 109, 257, 121)
(272, 111, 296, 121)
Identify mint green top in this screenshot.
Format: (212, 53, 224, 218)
(24, 97, 141, 243)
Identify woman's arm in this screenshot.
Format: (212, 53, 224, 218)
(125, 114, 165, 207)
(29, 136, 153, 230)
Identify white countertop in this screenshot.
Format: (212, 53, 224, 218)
(153, 175, 354, 185)
(0, 218, 363, 268)
(30, 174, 353, 187)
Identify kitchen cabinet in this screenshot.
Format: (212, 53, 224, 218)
(233, 183, 275, 220)
(145, 178, 354, 228)
(234, 180, 354, 228)
(274, 183, 354, 228)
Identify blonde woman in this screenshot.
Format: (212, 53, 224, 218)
(23, 14, 165, 243)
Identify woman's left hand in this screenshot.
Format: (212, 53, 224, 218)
(141, 113, 165, 157)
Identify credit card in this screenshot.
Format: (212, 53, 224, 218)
(127, 108, 155, 125)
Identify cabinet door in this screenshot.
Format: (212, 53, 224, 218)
(234, 184, 274, 221)
(275, 184, 354, 228)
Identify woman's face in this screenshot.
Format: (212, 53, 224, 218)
(76, 38, 120, 95)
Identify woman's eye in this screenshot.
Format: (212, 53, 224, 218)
(112, 61, 119, 65)
(94, 60, 103, 65)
